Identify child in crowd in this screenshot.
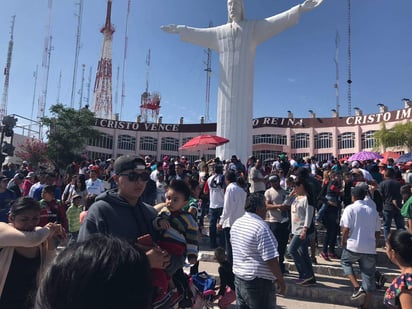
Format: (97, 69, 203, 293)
(152, 180, 199, 307)
(39, 185, 68, 232)
(384, 230, 412, 308)
(186, 178, 202, 275)
(214, 247, 236, 309)
(65, 194, 83, 243)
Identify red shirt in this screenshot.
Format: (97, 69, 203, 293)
(39, 199, 68, 231)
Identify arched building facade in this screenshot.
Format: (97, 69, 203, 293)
(85, 104, 412, 163)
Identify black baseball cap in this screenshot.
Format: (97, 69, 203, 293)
(114, 155, 146, 174)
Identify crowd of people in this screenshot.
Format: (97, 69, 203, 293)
(0, 153, 411, 308)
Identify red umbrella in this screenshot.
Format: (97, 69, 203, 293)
(179, 135, 229, 152)
(338, 156, 349, 163)
(380, 151, 400, 164)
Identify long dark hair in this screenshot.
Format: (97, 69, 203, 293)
(387, 230, 412, 266)
(294, 176, 315, 206)
(35, 235, 153, 309)
(75, 174, 87, 192)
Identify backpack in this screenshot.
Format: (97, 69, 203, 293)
(401, 196, 412, 219)
(191, 271, 216, 293)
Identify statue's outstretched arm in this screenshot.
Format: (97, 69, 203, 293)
(299, 0, 324, 13)
(161, 24, 219, 51)
(161, 24, 184, 34)
(255, 0, 323, 45)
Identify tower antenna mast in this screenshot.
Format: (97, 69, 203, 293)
(0, 15, 16, 121)
(37, 0, 53, 126)
(56, 70, 62, 104)
(140, 49, 161, 123)
(334, 31, 340, 117)
(78, 64, 85, 109)
(92, 0, 115, 119)
(346, 0, 352, 116)
(145, 48, 151, 93)
(114, 65, 120, 115)
(120, 0, 131, 120)
(203, 21, 213, 123)
(85, 66, 92, 108)
(30, 66, 39, 134)
(70, 0, 84, 108)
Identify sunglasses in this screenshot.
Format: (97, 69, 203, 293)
(119, 171, 150, 182)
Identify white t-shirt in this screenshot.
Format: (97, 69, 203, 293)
(150, 170, 160, 182)
(156, 181, 166, 204)
(248, 166, 266, 193)
(219, 182, 246, 228)
(340, 199, 381, 254)
(85, 178, 105, 195)
(207, 174, 225, 209)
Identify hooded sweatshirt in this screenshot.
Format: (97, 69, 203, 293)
(77, 191, 157, 244)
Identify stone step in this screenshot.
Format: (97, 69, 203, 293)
(309, 247, 393, 267)
(284, 258, 399, 283)
(195, 261, 387, 309)
(198, 249, 398, 283)
(283, 272, 386, 309)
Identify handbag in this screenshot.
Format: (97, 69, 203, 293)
(401, 196, 412, 219)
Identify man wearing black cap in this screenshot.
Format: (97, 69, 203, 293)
(340, 186, 381, 309)
(78, 155, 170, 270)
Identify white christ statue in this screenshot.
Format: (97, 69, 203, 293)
(162, 0, 323, 162)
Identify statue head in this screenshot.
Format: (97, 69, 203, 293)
(227, 0, 245, 23)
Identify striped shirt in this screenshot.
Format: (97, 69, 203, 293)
(230, 212, 279, 281)
(155, 207, 199, 257)
(66, 204, 82, 233)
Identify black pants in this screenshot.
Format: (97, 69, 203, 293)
(268, 221, 290, 273)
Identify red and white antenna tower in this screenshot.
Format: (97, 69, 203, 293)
(92, 0, 115, 119)
(0, 15, 16, 121)
(140, 49, 161, 123)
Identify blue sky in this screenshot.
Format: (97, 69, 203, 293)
(0, 0, 411, 126)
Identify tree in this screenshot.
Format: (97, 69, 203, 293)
(41, 104, 101, 169)
(15, 138, 50, 168)
(374, 122, 412, 152)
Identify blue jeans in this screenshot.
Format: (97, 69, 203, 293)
(288, 234, 315, 280)
(382, 209, 405, 241)
(340, 248, 376, 292)
(235, 276, 276, 309)
(209, 207, 224, 248)
(316, 203, 328, 222)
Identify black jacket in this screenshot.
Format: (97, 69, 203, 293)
(78, 191, 157, 244)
